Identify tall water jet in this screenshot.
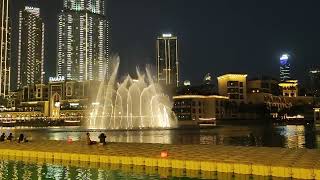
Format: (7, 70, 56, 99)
(86, 57, 177, 130)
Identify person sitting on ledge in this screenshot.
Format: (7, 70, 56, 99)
(98, 133, 107, 145)
(24, 135, 29, 143)
(18, 134, 28, 143)
(7, 133, 13, 141)
(0, 133, 6, 142)
(86, 133, 96, 145)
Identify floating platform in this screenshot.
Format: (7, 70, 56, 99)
(0, 141, 319, 179)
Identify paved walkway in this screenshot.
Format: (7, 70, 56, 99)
(0, 140, 319, 179)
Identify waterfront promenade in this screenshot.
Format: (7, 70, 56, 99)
(0, 141, 319, 179)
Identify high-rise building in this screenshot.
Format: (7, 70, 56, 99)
(57, 0, 109, 82)
(280, 54, 291, 82)
(17, 6, 44, 89)
(0, 0, 11, 96)
(156, 33, 179, 87)
(309, 68, 320, 97)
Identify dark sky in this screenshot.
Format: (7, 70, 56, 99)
(11, 0, 320, 86)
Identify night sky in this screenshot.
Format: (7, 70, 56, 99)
(11, 0, 320, 87)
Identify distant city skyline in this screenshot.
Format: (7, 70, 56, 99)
(8, 0, 320, 88)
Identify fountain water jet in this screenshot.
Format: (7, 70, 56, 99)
(86, 57, 177, 130)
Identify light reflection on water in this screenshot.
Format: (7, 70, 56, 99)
(0, 160, 299, 180)
(276, 125, 306, 148)
(0, 124, 318, 149)
(0, 160, 202, 180)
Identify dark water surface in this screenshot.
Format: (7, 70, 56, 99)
(1, 124, 319, 149)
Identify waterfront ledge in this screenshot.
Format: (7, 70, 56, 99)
(0, 141, 319, 179)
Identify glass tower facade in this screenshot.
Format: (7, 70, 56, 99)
(57, 0, 109, 82)
(156, 34, 179, 87)
(17, 6, 44, 89)
(280, 54, 290, 82)
(0, 0, 10, 96)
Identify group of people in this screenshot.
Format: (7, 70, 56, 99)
(0, 133, 28, 143)
(86, 133, 107, 145)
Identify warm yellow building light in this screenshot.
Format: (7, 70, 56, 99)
(217, 74, 248, 80)
(173, 95, 229, 100)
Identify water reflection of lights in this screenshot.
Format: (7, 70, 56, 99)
(0, 160, 179, 179)
(0, 126, 315, 148)
(0, 160, 257, 179)
(46, 165, 65, 179)
(280, 125, 306, 148)
(50, 132, 81, 141)
(105, 130, 172, 144)
(200, 135, 216, 145)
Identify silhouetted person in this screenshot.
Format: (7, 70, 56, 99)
(98, 133, 107, 145)
(0, 133, 5, 142)
(18, 134, 24, 143)
(7, 133, 13, 141)
(86, 133, 96, 145)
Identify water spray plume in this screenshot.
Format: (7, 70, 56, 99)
(86, 56, 177, 130)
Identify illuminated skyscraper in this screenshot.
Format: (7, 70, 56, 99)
(156, 34, 179, 87)
(57, 0, 109, 82)
(280, 54, 291, 82)
(0, 0, 11, 96)
(309, 68, 320, 97)
(17, 6, 44, 89)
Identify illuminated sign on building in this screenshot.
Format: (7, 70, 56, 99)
(162, 33, 172, 38)
(25, 6, 40, 16)
(280, 54, 289, 60)
(49, 76, 65, 82)
(70, 103, 80, 107)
